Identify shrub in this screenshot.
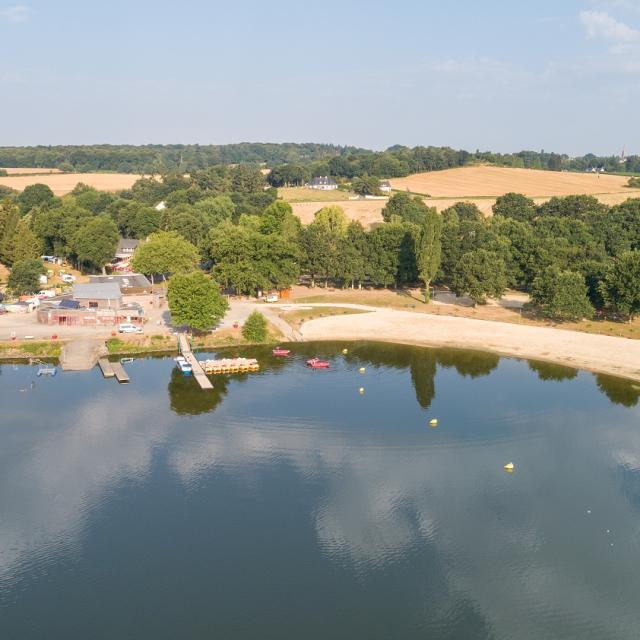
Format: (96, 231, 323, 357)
(242, 311, 268, 342)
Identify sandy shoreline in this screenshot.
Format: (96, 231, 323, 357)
(294, 305, 640, 383)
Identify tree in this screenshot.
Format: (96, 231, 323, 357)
(7, 259, 44, 295)
(451, 249, 507, 304)
(242, 311, 268, 342)
(195, 195, 235, 227)
(492, 193, 537, 223)
(599, 250, 640, 320)
(352, 173, 381, 196)
(167, 211, 206, 246)
(382, 192, 430, 224)
(11, 218, 41, 263)
(17, 183, 54, 214)
(71, 216, 119, 273)
(531, 266, 594, 320)
(313, 205, 348, 235)
(416, 208, 442, 301)
(0, 201, 20, 265)
(209, 221, 300, 294)
(131, 231, 200, 282)
(167, 271, 229, 331)
(442, 201, 482, 222)
(627, 177, 640, 188)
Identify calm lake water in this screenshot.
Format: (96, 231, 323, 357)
(1, 342, 639, 640)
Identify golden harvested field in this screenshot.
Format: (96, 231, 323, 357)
(0, 172, 141, 195)
(389, 165, 633, 197)
(1, 167, 61, 175)
(291, 166, 640, 227)
(279, 187, 355, 203)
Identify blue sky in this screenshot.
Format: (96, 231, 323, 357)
(1, 0, 639, 154)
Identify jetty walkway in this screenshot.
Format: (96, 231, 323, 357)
(178, 334, 213, 390)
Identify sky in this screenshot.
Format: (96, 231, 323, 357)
(0, 0, 639, 155)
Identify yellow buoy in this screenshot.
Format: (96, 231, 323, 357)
(359, 387, 365, 395)
(504, 462, 515, 472)
(359, 367, 366, 374)
(429, 418, 438, 427)
(342, 348, 349, 355)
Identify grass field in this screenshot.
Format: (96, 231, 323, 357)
(278, 187, 355, 202)
(0, 172, 142, 195)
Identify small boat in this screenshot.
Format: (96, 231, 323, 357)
(306, 358, 330, 369)
(272, 347, 290, 357)
(37, 366, 57, 377)
(174, 356, 193, 376)
(120, 357, 134, 364)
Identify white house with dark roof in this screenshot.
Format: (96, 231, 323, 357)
(307, 176, 338, 191)
(379, 180, 392, 193)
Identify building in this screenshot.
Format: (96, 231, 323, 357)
(379, 180, 392, 193)
(89, 273, 152, 295)
(72, 282, 123, 309)
(111, 239, 141, 273)
(307, 176, 338, 191)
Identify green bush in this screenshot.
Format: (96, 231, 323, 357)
(242, 311, 268, 342)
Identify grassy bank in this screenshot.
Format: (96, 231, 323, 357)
(0, 340, 62, 359)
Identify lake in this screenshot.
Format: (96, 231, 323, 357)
(1, 342, 639, 639)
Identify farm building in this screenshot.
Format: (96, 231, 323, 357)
(73, 283, 122, 309)
(379, 180, 392, 193)
(307, 176, 337, 191)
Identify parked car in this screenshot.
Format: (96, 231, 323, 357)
(118, 323, 143, 334)
(265, 294, 279, 303)
(37, 289, 56, 299)
(61, 274, 76, 284)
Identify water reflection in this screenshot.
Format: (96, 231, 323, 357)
(528, 360, 578, 381)
(0, 344, 639, 639)
(596, 373, 640, 407)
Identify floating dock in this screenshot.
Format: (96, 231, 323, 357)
(111, 362, 130, 384)
(199, 358, 260, 375)
(178, 334, 213, 390)
(98, 358, 115, 378)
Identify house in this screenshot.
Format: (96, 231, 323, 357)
(379, 180, 392, 193)
(73, 282, 123, 309)
(114, 239, 140, 260)
(307, 176, 338, 191)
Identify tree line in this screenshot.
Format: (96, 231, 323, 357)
(1, 143, 638, 178)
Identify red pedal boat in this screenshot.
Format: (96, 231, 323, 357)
(306, 358, 330, 369)
(272, 347, 290, 357)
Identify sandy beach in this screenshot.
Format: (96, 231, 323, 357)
(293, 304, 640, 382)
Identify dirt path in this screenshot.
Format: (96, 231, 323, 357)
(282, 304, 640, 382)
(60, 339, 107, 371)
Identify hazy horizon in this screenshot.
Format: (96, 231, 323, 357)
(1, 0, 639, 156)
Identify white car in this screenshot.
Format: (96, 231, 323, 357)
(118, 323, 143, 334)
(265, 294, 279, 303)
(61, 274, 76, 283)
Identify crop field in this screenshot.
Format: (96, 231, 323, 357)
(389, 165, 635, 198)
(292, 166, 640, 227)
(1, 167, 61, 175)
(0, 172, 141, 195)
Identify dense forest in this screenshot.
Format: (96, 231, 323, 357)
(0, 143, 638, 178)
(1, 167, 639, 324)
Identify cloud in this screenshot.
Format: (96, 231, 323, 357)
(0, 4, 31, 23)
(579, 10, 640, 41)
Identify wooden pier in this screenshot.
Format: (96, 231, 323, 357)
(178, 334, 213, 390)
(111, 362, 130, 383)
(98, 358, 115, 378)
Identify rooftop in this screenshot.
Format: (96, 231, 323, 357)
(73, 282, 122, 300)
